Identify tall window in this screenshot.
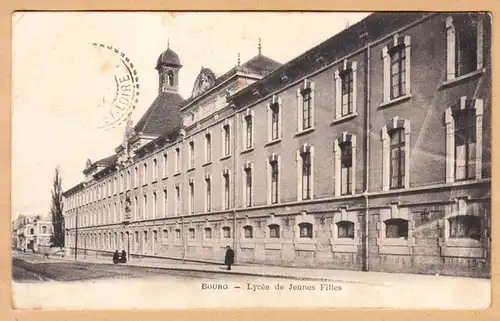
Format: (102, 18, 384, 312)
(341, 69, 354, 116)
(455, 109, 476, 180)
(270, 160, 279, 204)
(153, 159, 157, 181)
(389, 128, 405, 189)
(167, 70, 174, 86)
(143, 163, 148, 185)
(340, 141, 353, 195)
(175, 185, 180, 216)
(188, 228, 195, 239)
(223, 125, 231, 156)
(189, 141, 195, 169)
(175, 229, 181, 239)
(269, 224, 280, 238)
(134, 167, 139, 187)
(134, 196, 138, 221)
(127, 170, 131, 190)
(189, 182, 195, 214)
(152, 191, 157, 218)
(385, 219, 408, 239)
(223, 173, 230, 210)
(175, 148, 180, 173)
(337, 221, 355, 238)
(163, 189, 168, 217)
(163, 153, 168, 178)
(205, 177, 212, 212)
(301, 89, 312, 130)
(454, 16, 479, 77)
(204, 227, 212, 239)
(449, 215, 480, 240)
(245, 167, 252, 207)
(301, 151, 312, 200)
(271, 103, 280, 140)
(245, 115, 253, 149)
(205, 134, 212, 163)
(143, 195, 147, 220)
(390, 46, 406, 99)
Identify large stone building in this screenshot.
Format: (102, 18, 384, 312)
(12, 215, 53, 251)
(63, 12, 491, 278)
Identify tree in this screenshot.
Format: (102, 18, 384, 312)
(50, 167, 65, 247)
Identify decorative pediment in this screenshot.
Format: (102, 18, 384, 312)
(191, 68, 217, 97)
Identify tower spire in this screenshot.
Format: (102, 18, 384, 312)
(167, 38, 170, 49)
(258, 37, 262, 55)
(237, 53, 241, 66)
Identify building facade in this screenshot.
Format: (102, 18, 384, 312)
(63, 12, 491, 278)
(12, 215, 53, 251)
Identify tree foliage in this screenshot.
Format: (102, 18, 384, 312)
(50, 167, 65, 247)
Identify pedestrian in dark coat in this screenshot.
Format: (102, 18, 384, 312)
(224, 246, 234, 270)
(119, 250, 127, 263)
(112, 250, 119, 264)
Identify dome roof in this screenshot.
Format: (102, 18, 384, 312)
(156, 47, 181, 69)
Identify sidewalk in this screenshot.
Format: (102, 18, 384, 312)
(18, 251, 489, 286)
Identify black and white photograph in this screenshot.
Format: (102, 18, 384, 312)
(11, 11, 491, 309)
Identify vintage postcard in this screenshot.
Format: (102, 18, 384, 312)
(11, 11, 491, 310)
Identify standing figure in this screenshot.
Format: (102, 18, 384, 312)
(224, 246, 234, 271)
(112, 250, 119, 264)
(120, 250, 127, 263)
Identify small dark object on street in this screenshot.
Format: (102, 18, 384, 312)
(224, 246, 234, 271)
(119, 250, 127, 263)
(112, 250, 119, 264)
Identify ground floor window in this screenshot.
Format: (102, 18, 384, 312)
(243, 225, 253, 239)
(222, 226, 231, 239)
(269, 224, 280, 238)
(298, 222, 313, 238)
(384, 218, 408, 239)
(337, 221, 355, 238)
(449, 215, 481, 241)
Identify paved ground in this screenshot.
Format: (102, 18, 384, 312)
(12, 254, 250, 283)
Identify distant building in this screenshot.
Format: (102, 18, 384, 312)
(12, 215, 53, 251)
(63, 12, 491, 278)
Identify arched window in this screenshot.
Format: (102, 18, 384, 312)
(243, 225, 253, 239)
(448, 215, 481, 240)
(175, 229, 181, 239)
(384, 218, 408, 239)
(222, 226, 231, 239)
(298, 222, 313, 238)
(337, 221, 354, 239)
(167, 70, 174, 86)
(188, 228, 195, 239)
(162, 229, 168, 239)
(204, 227, 212, 239)
(269, 224, 280, 238)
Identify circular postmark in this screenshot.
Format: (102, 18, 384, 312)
(90, 43, 140, 130)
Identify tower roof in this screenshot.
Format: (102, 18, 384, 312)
(156, 47, 181, 70)
(134, 91, 183, 136)
(241, 53, 282, 75)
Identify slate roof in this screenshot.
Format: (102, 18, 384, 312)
(156, 47, 181, 69)
(95, 154, 118, 166)
(134, 91, 183, 136)
(241, 53, 282, 76)
(229, 12, 430, 108)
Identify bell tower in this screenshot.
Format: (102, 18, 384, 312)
(156, 41, 182, 94)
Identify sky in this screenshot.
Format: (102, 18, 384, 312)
(11, 12, 370, 220)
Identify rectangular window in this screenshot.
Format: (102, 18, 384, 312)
(205, 228, 212, 239)
(340, 142, 353, 195)
(455, 109, 476, 180)
(134, 167, 138, 187)
(301, 152, 312, 200)
(244, 226, 253, 238)
(188, 228, 195, 239)
(223, 125, 231, 156)
(341, 70, 354, 116)
(455, 16, 478, 77)
(222, 227, 231, 239)
(205, 178, 211, 212)
(390, 129, 405, 189)
(390, 47, 406, 99)
(270, 161, 279, 204)
(163, 153, 168, 178)
(153, 159, 157, 181)
(269, 224, 280, 238)
(175, 186, 180, 216)
(163, 190, 168, 217)
(223, 174, 230, 210)
(245, 167, 252, 207)
(175, 229, 181, 239)
(152, 191, 157, 218)
(205, 134, 212, 163)
(175, 148, 180, 173)
(302, 90, 312, 130)
(189, 141, 195, 169)
(189, 182, 195, 214)
(143, 163, 148, 185)
(245, 116, 253, 149)
(143, 195, 147, 220)
(271, 103, 280, 140)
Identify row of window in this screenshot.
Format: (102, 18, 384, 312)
(65, 15, 484, 211)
